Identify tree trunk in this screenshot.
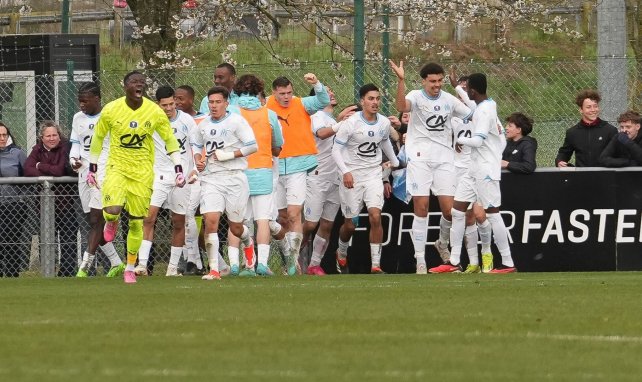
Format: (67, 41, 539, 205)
(127, 0, 183, 85)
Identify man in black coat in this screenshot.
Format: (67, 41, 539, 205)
(555, 89, 617, 167)
(599, 110, 642, 167)
(502, 112, 537, 174)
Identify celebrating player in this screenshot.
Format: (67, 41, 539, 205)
(266, 74, 329, 275)
(87, 71, 186, 284)
(135, 86, 196, 277)
(430, 73, 517, 274)
(70, 82, 124, 278)
(191, 86, 258, 280)
(332, 84, 399, 274)
(390, 60, 472, 274)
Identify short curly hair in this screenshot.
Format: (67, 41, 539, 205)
(233, 74, 264, 97)
(575, 89, 601, 108)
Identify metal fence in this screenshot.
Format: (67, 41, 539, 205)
(1, 59, 640, 166)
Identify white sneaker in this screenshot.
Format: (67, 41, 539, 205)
(433, 240, 451, 263)
(416, 263, 427, 275)
(165, 264, 182, 277)
(134, 264, 148, 276)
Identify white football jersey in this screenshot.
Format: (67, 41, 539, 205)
(191, 111, 256, 174)
(405, 89, 472, 163)
(468, 99, 506, 180)
(452, 116, 472, 169)
(153, 110, 196, 175)
(70, 111, 109, 171)
(333, 111, 390, 182)
(311, 110, 339, 182)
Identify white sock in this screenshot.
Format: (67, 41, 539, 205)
(169, 246, 182, 267)
(337, 238, 349, 258)
(100, 242, 121, 266)
(285, 231, 303, 258)
(205, 233, 220, 272)
(412, 215, 427, 257)
(449, 208, 466, 266)
(465, 225, 479, 265)
(370, 243, 382, 268)
(228, 246, 240, 268)
(310, 235, 327, 267)
(439, 216, 452, 245)
(239, 225, 252, 247)
(218, 253, 228, 270)
(186, 247, 197, 263)
(79, 251, 94, 271)
(487, 213, 514, 267)
(137, 240, 152, 267)
(477, 219, 492, 254)
(258, 244, 270, 266)
(415, 251, 426, 266)
(268, 220, 282, 236)
(185, 214, 198, 258)
(276, 237, 289, 256)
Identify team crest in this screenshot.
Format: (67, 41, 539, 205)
(145, 121, 152, 128)
(129, 121, 138, 128)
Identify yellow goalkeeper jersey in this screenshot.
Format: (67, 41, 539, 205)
(89, 96, 179, 186)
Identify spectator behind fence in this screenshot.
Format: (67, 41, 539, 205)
(599, 110, 642, 167)
(24, 121, 79, 277)
(0, 122, 27, 277)
(502, 112, 537, 174)
(555, 89, 617, 167)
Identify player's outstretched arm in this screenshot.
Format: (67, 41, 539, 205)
(389, 60, 410, 113)
(302, 73, 330, 114)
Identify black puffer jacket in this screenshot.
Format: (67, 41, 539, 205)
(555, 119, 617, 167)
(502, 136, 537, 174)
(598, 133, 642, 167)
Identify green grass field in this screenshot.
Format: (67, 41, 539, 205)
(2, 273, 642, 381)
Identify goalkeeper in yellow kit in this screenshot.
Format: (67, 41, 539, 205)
(87, 71, 186, 283)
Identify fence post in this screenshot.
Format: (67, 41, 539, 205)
(353, 0, 365, 102)
(8, 13, 20, 34)
(65, 60, 76, 135)
(381, 5, 390, 115)
(40, 180, 56, 277)
(61, 0, 71, 34)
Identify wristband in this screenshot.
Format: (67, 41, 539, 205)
(89, 163, 98, 173)
(174, 164, 183, 174)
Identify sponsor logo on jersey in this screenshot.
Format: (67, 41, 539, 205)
(277, 113, 291, 126)
(178, 137, 188, 154)
(83, 136, 92, 150)
(120, 133, 147, 149)
(205, 140, 225, 156)
(425, 115, 447, 132)
(357, 141, 378, 157)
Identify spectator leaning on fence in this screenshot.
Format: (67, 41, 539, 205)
(24, 121, 79, 277)
(599, 110, 642, 167)
(0, 122, 27, 277)
(502, 112, 537, 174)
(555, 89, 617, 167)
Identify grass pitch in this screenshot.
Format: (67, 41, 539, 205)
(1, 273, 642, 381)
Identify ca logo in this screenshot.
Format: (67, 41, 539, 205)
(205, 140, 224, 156)
(120, 133, 147, 149)
(83, 136, 92, 150)
(357, 142, 378, 157)
(178, 137, 188, 154)
(425, 115, 447, 132)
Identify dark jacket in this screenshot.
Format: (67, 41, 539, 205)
(0, 143, 27, 203)
(502, 136, 537, 174)
(598, 133, 642, 167)
(24, 140, 74, 177)
(555, 118, 617, 167)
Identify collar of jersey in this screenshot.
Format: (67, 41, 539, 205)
(210, 111, 231, 123)
(359, 111, 378, 125)
(421, 89, 441, 100)
(83, 112, 100, 118)
(169, 110, 181, 123)
(322, 110, 335, 119)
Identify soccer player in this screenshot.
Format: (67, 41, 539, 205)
(87, 71, 186, 284)
(226, 74, 284, 276)
(266, 74, 329, 275)
(70, 82, 124, 278)
(175, 85, 205, 120)
(199, 63, 238, 114)
(302, 87, 356, 275)
(390, 60, 472, 274)
(135, 86, 196, 277)
(332, 84, 399, 274)
(191, 86, 258, 280)
(429, 73, 517, 274)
